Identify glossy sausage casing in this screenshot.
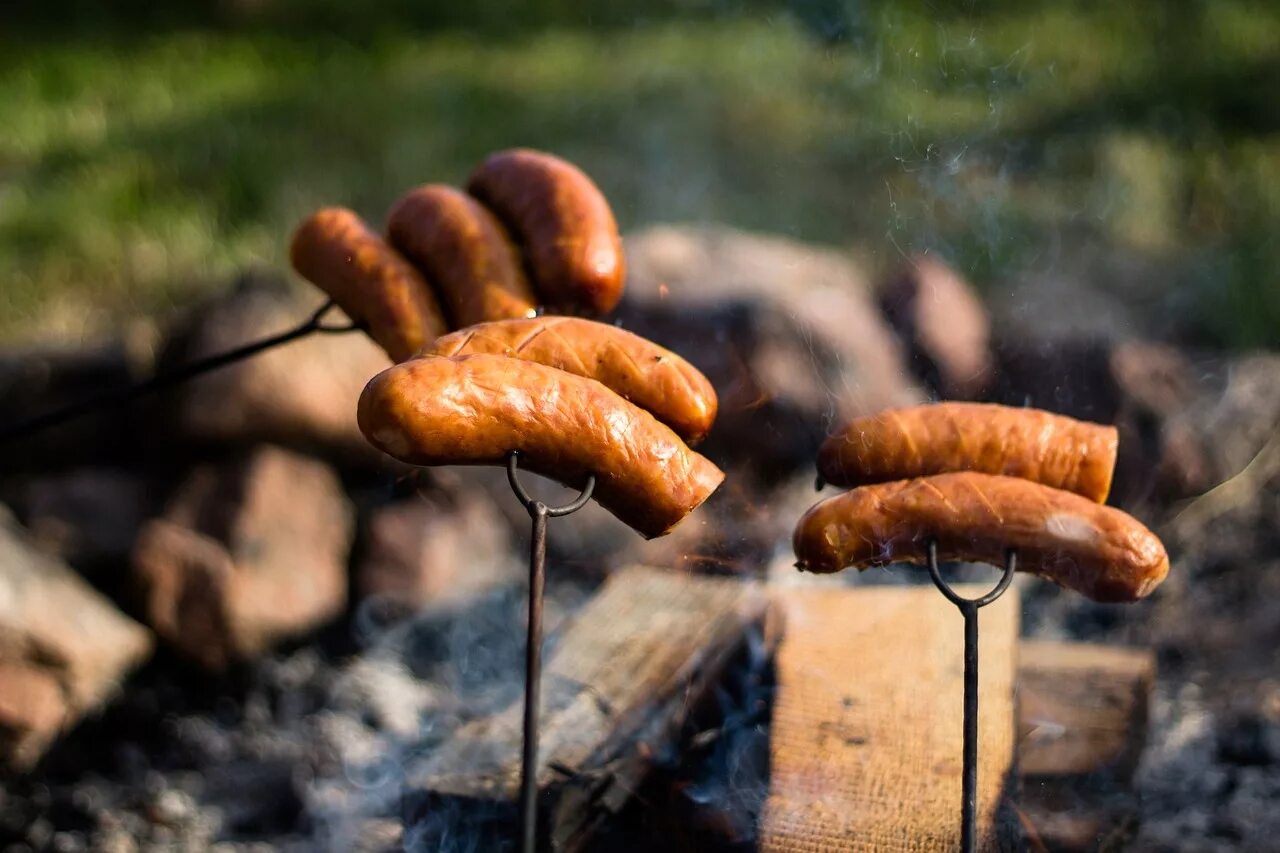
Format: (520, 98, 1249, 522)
(466, 149, 624, 316)
(792, 472, 1168, 602)
(358, 353, 723, 538)
(424, 317, 718, 444)
(386, 184, 538, 328)
(817, 402, 1118, 503)
(289, 208, 448, 362)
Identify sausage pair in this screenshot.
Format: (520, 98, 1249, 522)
(288, 149, 625, 361)
(794, 403, 1169, 602)
(359, 353, 722, 539)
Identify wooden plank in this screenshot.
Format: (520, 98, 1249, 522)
(1017, 640, 1154, 782)
(402, 566, 766, 851)
(1016, 640, 1154, 852)
(761, 584, 1020, 852)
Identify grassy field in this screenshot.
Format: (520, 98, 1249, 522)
(2, 1, 1278, 346)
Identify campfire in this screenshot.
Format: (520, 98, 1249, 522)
(1, 147, 1277, 853)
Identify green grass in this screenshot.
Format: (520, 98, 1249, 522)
(1, 1, 1278, 346)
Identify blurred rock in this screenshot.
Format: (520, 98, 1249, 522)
(990, 336, 1210, 505)
(165, 277, 390, 465)
(0, 507, 153, 769)
(0, 332, 157, 473)
(16, 468, 158, 577)
(132, 445, 353, 670)
(878, 253, 994, 399)
(622, 225, 924, 480)
(356, 491, 516, 614)
(1176, 353, 1280, 484)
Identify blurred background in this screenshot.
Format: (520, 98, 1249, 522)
(2, 3, 1280, 851)
(3, 0, 1277, 347)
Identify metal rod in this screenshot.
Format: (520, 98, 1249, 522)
(0, 299, 358, 447)
(522, 502, 547, 853)
(926, 541, 1017, 853)
(506, 451, 595, 853)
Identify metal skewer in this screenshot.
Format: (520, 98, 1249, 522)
(0, 299, 360, 447)
(505, 451, 595, 853)
(925, 540, 1017, 853)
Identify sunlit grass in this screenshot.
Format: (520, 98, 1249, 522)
(0, 3, 1277, 346)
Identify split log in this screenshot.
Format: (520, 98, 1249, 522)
(761, 584, 1021, 852)
(1016, 640, 1154, 852)
(402, 566, 766, 851)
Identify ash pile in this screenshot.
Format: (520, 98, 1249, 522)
(0, 226, 1276, 852)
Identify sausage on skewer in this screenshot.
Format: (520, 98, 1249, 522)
(424, 317, 717, 444)
(792, 471, 1168, 602)
(358, 353, 723, 538)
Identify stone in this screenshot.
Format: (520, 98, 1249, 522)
(0, 330, 155, 473)
(17, 468, 157, 576)
(164, 277, 391, 464)
(878, 253, 994, 399)
(356, 490, 516, 613)
(132, 445, 353, 670)
(621, 225, 924, 480)
(990, 336, 1210, 505)
(0, 507, 153, 769)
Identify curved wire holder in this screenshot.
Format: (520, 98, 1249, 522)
(505, 451, 595, 853)
(0, 299, 360, 447)
(925, 540, 1017, 853)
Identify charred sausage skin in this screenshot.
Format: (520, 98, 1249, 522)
(793, 472, 1168, 602)
(466, 149, 625, 316)
(386, 184, 538, 328)
(424, 317, 717, 444)
(289, 207, 448, 362)
(358, 353, 723, 538)
(817, 402, 1118, 503)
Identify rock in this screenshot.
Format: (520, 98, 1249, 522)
(132, 445, 353, 670)
(878, 253, 995, 399)
(0, 507, 153, 769)
(16, 468, 158, 578)
(164, 277, 391, 465)
(0, 331, 157, 473)
(990, 336, 1211, 505)
(356, 490, 516, 614)
(1177, 354, 1280, 484)
(621, 225, 924, 480)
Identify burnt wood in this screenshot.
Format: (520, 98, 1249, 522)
(402, 566, 766, 851)
(1015, 640, 1155, 852)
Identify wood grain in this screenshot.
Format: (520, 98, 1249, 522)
(403, 566, 765, 851)
(1017, 640, 1153, 782)
(761, 584, 1020, 852)
(1016, 640, 1154, 852)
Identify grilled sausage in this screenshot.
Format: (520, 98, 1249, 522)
(358, 353, 723, 538)
(424, 317, 718, 444)
(817, 402, 1118, 503)
(466, 149, 624, 315)
(290, 208, 448, 362)
(792, 472, 1168, 602)
(386, 184, 538, 328)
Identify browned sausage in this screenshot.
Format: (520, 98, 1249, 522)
(357, 353, 723, 538)
(424, 317, 718, 444)
(466, 149, 624, 315)
(385, 184, 538, 328)
(289, 208, 448, 362)
(792, 472, 1168, 602)
(817, 402, 1118, 503)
